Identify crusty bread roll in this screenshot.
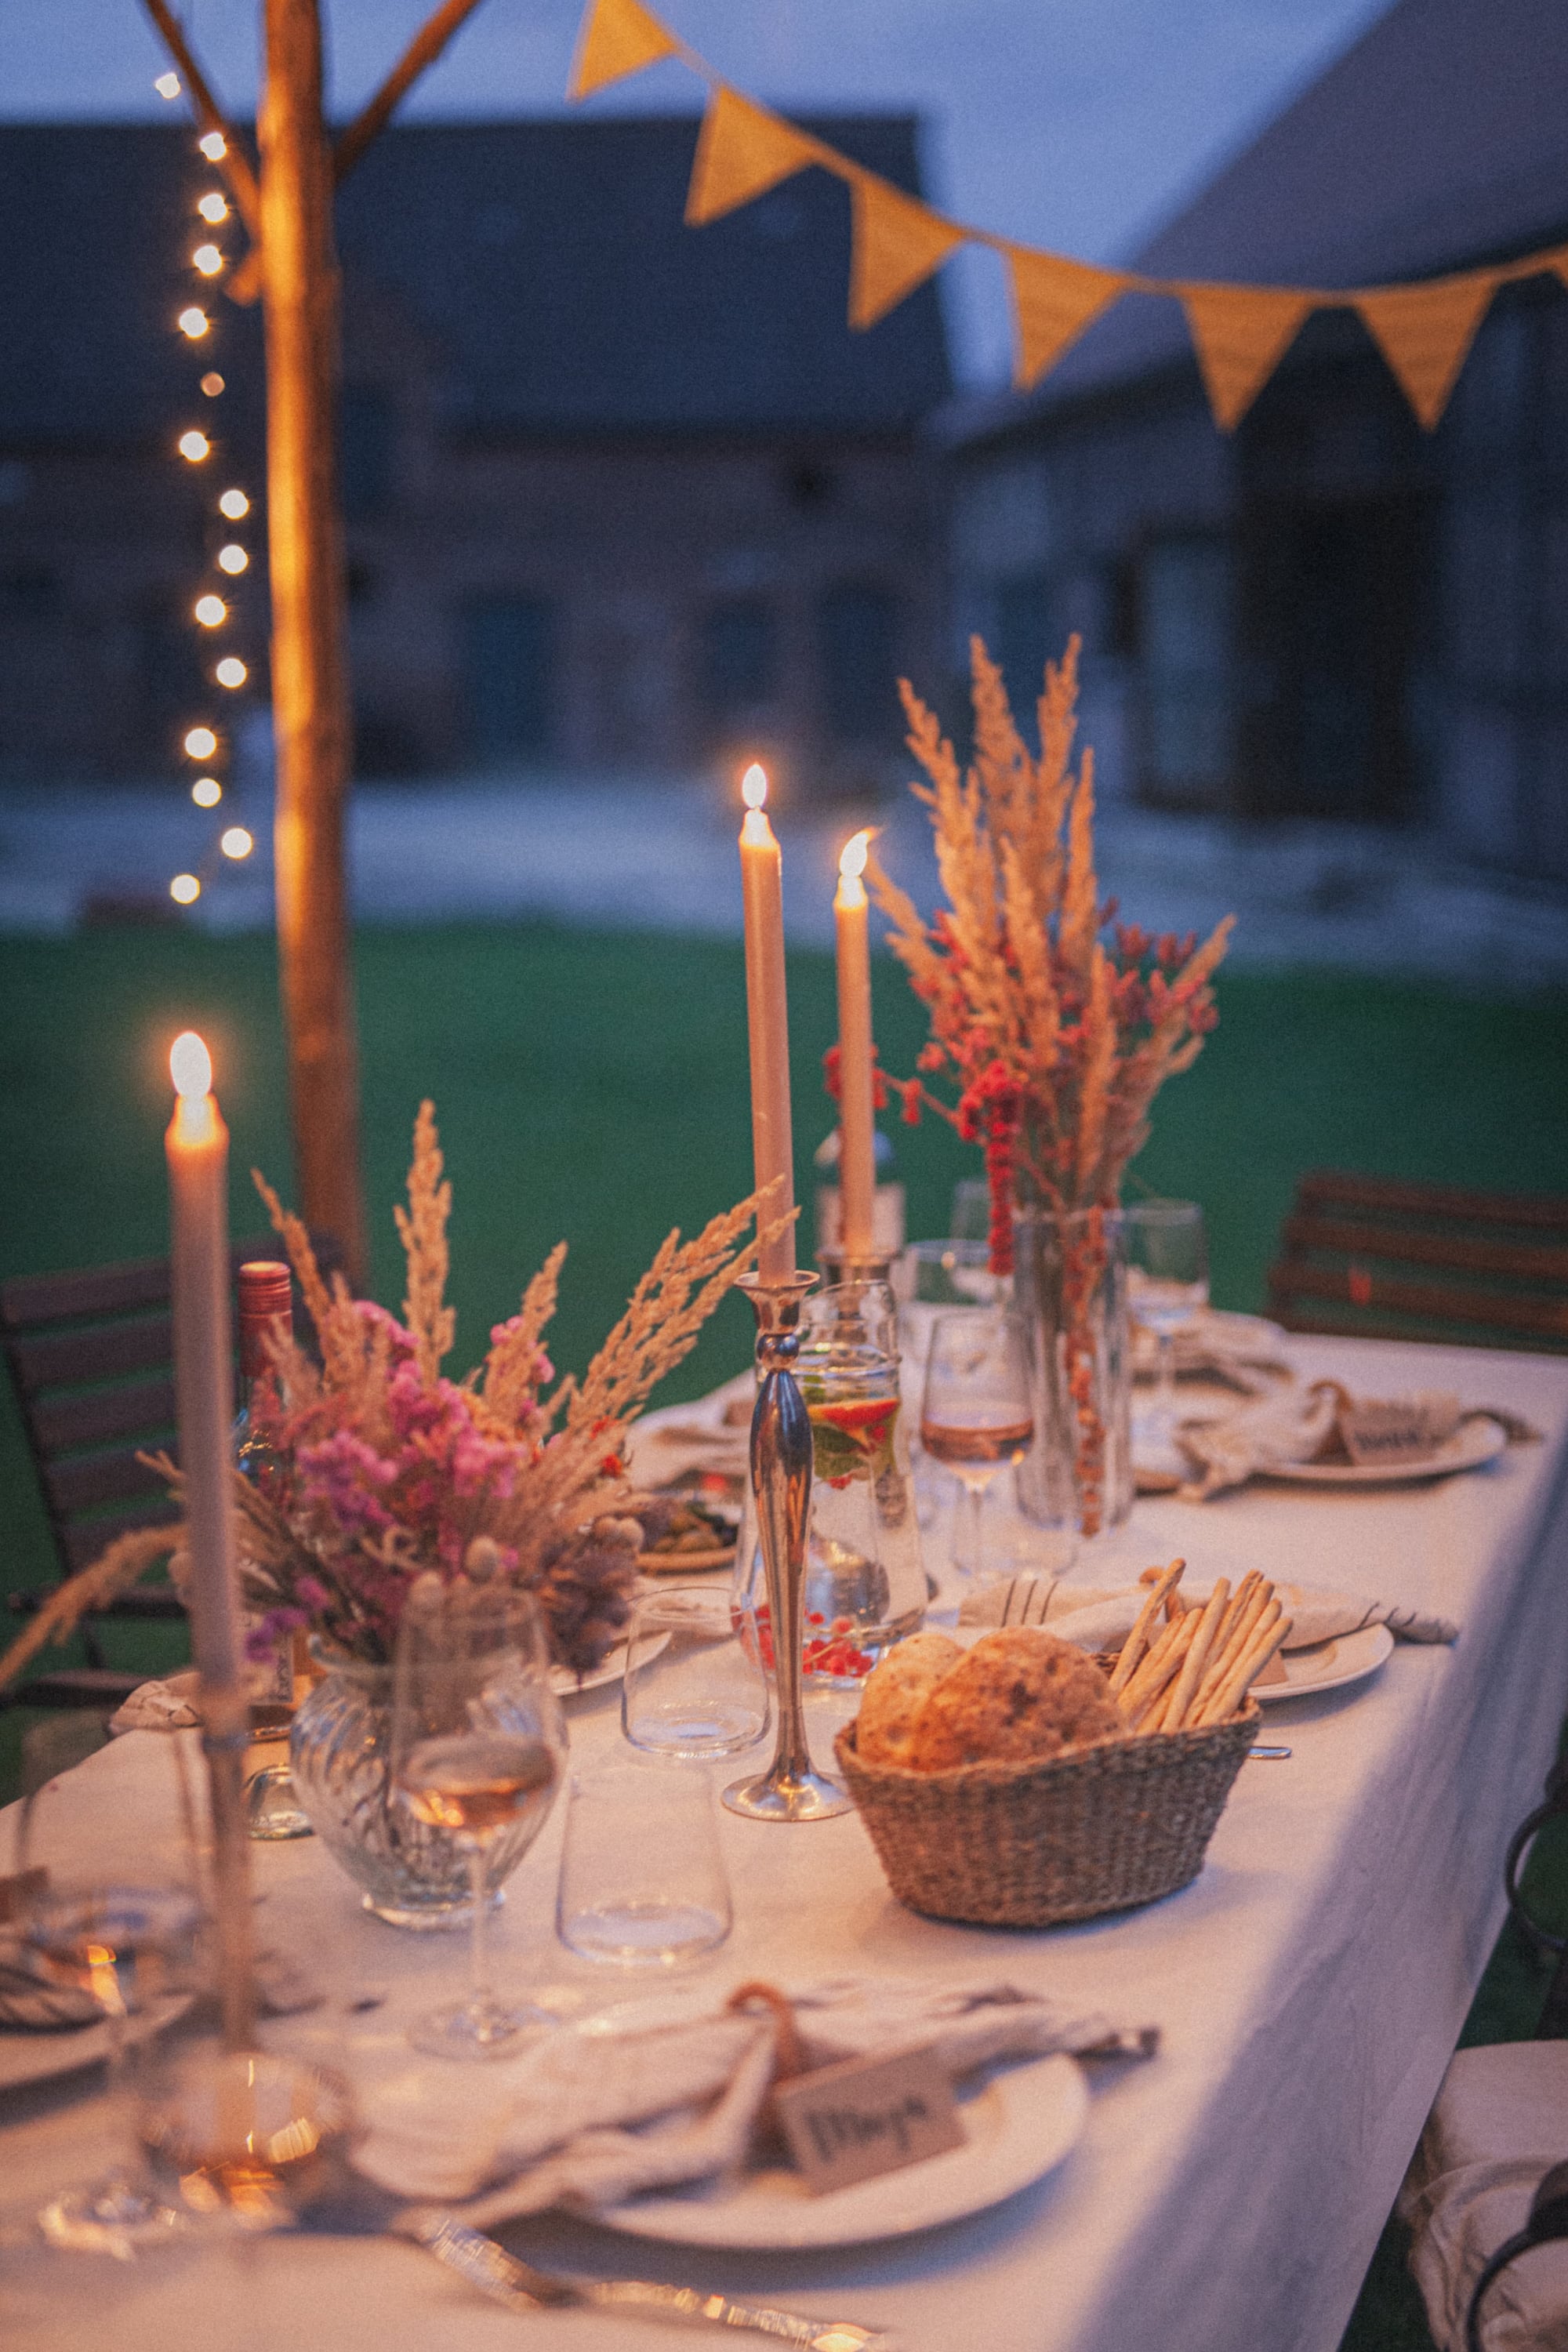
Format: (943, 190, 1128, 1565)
(855, 1632, 964, 1766)
(903, 1628, 1122, 1772)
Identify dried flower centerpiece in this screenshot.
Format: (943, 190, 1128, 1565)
(868, 637, 1232, 1534)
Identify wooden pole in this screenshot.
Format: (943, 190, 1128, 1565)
(259, 0, 367, 1286)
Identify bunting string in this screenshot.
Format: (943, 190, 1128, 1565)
(568, 0, 1568, 431)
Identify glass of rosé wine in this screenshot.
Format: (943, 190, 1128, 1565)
(920, 1312, 1035, 1584)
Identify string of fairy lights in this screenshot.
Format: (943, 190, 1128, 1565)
(157, 71, 259, 910)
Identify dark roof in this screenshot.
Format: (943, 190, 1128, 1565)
(949, 0, 1568, 448)
(0, 116, 950, 450)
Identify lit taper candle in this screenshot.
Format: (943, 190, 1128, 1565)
(833, 829, 876, 1258)
(738, 764, 796, 1283)
(165, 1030, 243, 1692)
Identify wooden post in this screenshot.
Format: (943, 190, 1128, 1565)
(259, 0, 367, 1285)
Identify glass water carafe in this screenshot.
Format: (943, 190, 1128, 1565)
(733, 1283, 926, 1684)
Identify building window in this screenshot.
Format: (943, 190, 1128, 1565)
(463, 596, 554, 761)
(339, 387, 395, 519)
(1137, 536, 1233, 808)
(996, 574, 1057, 720)
(818, 582, 898, 742)
(701, 599, 776, 716)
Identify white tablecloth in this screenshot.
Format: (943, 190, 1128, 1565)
(4, 1334, 1567, 2352)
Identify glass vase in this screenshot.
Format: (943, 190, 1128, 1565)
(289, 1652, 550, 1929)
(1011, 1207, 1133, 1540)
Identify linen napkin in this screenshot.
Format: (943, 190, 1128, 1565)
(0, 1940, 101, 2032)
(1131, 1307, 1292, 1395)
(109, 1669, 204, 1735)
(1173, 1381, 1343, 1498)
(354, 1975, 1156, 2225)
(622, 1370, 754, 1490)
(959, 1573, 1457, 1650)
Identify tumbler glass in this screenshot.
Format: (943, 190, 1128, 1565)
(622, 1587, 769, 1761)
(556, 1761, 731, 1969)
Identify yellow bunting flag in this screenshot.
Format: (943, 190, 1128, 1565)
(1006, 249, 1131, 390)
(847, 173, 966, 331)
(567, 0, 681, 102)
(687, 86, 822, 227)
(1353, 270, 1498, 430)
(1181, 284, 1314, 430)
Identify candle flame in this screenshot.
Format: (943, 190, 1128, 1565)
(170, 1031, 212, 1099)
(839, 829, 872, 882)
(741, 763, 768, 811)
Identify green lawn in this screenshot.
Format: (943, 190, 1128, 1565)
(2, 920, 1565, 2350)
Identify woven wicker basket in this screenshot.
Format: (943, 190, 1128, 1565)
(834, 1704, 1259, 1929)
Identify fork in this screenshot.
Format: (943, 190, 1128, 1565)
(396, 2209, 894, 2349)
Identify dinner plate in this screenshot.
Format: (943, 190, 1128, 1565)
(636, 1544, 737, 1577)
(1253, 1621, 1394, 1702)
(549, 1633, 668, 1699)
(1255, 1414, 1507, 1486)
(0, 1991, 191, 2098)
(585, 2034, 1087, 2248)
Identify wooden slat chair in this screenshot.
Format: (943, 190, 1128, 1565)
(2, 1232, 336, 1709)
(1267, 1172, 1568, 1353)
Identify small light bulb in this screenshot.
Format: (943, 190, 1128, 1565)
(220, 826, 253, 860)
(178, 430, 210, 463)
(184, 725, 218, 760)
(194, 594, 227, 627)
(199, 131, 226, 161)
(200, 371, 224, 397)
(155, 71, 181, 100)
(198, 192, 229, 224)
(216, 656, 247, 688)
(170, 873, 201, 906)
(178, 307, 210, 340)
(192, 776, 223, 808)
(192, 243, 224, 278)
(219, 488, 249, 520)
(217, 543, 248, 575)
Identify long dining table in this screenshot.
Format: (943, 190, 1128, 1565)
(3, 1330, 1567, 2352)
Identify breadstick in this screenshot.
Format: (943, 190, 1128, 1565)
(1192, 1577, 1273, 1716)
(1199, 1605, 1289, 1726)
(1124, 1611, 1201, 1730)
(1212, 1570, 1261, 1655)
(1163, 1578, 1229, 1733)
(1116, 1603, 1192, 1715)
(1109, 1560, 1185, 1695)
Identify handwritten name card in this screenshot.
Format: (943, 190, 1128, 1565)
(774, 2043, 965, 2194)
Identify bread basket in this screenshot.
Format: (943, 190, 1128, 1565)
(834, 1702, 1258, 1929)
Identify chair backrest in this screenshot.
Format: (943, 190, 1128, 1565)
(1268, 1171, 1568, 1352)
(1, 1232, 337, 1583)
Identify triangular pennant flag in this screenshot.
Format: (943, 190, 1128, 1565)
(1005, 248, 1131, 390)
(1181, 283, 1314, 430)
(1353, 270, 1498, 430)
(567, 0, 680, 101)
(686, 86, 820, 227)
(847, 173, 966, 330)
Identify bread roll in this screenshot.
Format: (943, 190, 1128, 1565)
(905, 1628, 1121, 1771)
(855, 1632, 964, 1766)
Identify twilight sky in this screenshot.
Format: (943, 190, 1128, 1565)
(0, 0, 1390, 378)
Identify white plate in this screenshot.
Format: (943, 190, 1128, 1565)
(587, 2042, 1087, 2249)
(1253, 1621, 1394, 1702)
(1256, 1415, 1508, 1486)
(0, 1991, 191, 2097)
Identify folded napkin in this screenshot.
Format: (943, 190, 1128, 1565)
(109, 1669, 204, 1735)
(0, 1940, 103, 2032)
(1132, 1307, 1292, 1395)
(959, 1573, 1457, 1650)
(622, 1371, 754, 1491)
(1174, 1381, 1343, 1499)
(355, 1974, 1156, 2226)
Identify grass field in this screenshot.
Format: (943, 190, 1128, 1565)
(2, 920, 1565, 2350)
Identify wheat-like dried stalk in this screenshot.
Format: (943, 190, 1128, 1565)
(394, 1098, 456, 1385)
(0, 1525, 179, 1695)
(478, 1240, 568, 1433)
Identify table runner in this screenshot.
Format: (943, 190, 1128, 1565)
(3, 1334, 1566, 2352)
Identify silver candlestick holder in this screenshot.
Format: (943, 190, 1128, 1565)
(722, 1269, 851, 1823)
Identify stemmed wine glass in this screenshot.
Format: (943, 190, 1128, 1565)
(1125, 1199, 1210, 1445)
(920, 1312, 1034, 1584)
(390, 1580, 567, 2060)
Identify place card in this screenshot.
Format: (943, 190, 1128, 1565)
(773, 2042, 965, 2194)
(1339, 1391, 1461, 1466)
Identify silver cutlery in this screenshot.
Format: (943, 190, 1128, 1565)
(396, 2209, 895, 2350)
(1250, 1744, 1291, 1759)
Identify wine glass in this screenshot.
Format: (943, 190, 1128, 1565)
(390, 1582, 567, 2060)
(920, 1312, 1034, 1584)
(1125, 1200, 1210, 1443)
(24, 1881, 204, 2254)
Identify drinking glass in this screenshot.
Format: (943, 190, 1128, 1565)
(949, 1177, 993, 1244)
(1125, 1200, 1210, 1439)
(390, 1583, 567, 2059)
(557, 1760, 731, 1969)
(892, 1239, 1006, 1383)
(24, 1881, 204, 2254)
(622, 1587, 769, 1761)
(920, 1311, 1034, 1583)
(137, 2041, 355, 2233)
